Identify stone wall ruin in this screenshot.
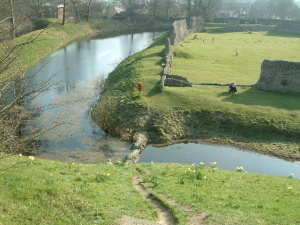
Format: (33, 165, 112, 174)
(161, 20, 300, 95)
(273, 21, 300, 33)
(188, 17, 205, 33)
(226, 18, 244, 31)
(159, 37, 192, 91)
(168, 17, 204, 45)
(164, 74, 192, 87)
(159, 17, 205, 91)
(168, 19, 190, 45)
(255, 60, 300, 94)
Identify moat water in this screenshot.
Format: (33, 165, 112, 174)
(140, 142, 300, 179)
(22, 31, 299, 179)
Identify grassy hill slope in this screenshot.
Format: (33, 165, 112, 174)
(0, 155, 299, 224)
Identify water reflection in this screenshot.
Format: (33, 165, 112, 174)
(23, 31, 163, 163)
(139, 143, 300, 179)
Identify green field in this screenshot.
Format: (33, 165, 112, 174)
(172, 31, 300, 84)
(1, 155, 299, 224)
(96, 30, 300, 160)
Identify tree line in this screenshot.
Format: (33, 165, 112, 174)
(249, 0, 300, 20)
(1, 0, 299, 40)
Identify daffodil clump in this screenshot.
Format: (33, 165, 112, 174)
(95, 172, 111, 183)
(185, 162, 207, 185)
(236, 166, 244, 172)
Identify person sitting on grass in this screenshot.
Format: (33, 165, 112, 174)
(229, 82, 237, 93)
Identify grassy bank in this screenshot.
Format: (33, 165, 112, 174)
(92, 30, 300, 161)
(2, 19, 171, 81)
(1, 155, 299, 224)
(1, 21, 93, 81)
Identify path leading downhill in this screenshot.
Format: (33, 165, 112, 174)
(120, 175, 210, 225)
(126, 177, 176, 225)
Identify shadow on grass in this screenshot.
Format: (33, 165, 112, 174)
(139, 49, 164, 62)
(265, 31, 300, 39)
(220, 87, 300, 110)
(147, 81, 163, 97)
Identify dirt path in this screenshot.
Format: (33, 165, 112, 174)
(132, 176, 176, 225)
(127, 176, 211, 225)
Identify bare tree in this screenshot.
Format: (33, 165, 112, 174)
(70, 0, 81, 22)
(31, 0, 46, 18)
(267, 0, 298, 20)
(62, 0, 67, 25)
(8, 0, 16, 39)
(127, 0, 134, 22)
(249, 0, 269, 19)
(187, 0, 220, 21)
(148, 0, 159, 23)
(186, 0, 192, 20)
(0, 30, 38, 158)
(203, 0, 220, 21)
(164, 0, 174, 21)
(0, 18, 61, 169)
(86, 0, 92, 21)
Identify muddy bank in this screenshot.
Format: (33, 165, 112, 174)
(92, 96, 300, 162)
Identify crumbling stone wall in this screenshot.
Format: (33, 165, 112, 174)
(160, 18, 203, 90)
(168, 17, 204, 45)
(188, 17, 204, 33)
(160, 38, 173, 91)
(273, 21, 300, 33)
(159, 38, 192, 91)
(164, 74, 192, 87)
(255, 60, 300, 94)
(226, 18, 244, 31)
(163, 37, 173, 75)
(168, 19, 190, 45)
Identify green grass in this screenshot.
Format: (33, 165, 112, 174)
(0, 156, 156, 224)
(1, 21, 96, 80)
(171, 31, 300, 84)
(97, 30, 300, 160)
(1, 156, 299, 224)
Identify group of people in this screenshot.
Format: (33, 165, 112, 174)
(193, 35, 215, 43)
(229, 82, 237, 93)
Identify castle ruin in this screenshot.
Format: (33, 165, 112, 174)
(255, 60, 300, 94)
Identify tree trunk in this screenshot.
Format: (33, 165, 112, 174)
(86, 0, 92, 21)
(186, 0, 192, 22)
(62, 0, 66, 25)
(9, 0, 16, 39)
(71, 0, 81, 22)
(128, 0, 134, 22)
